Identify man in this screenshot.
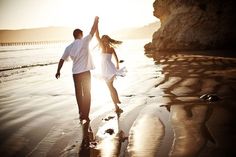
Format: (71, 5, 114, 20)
(55, 16, 99, 122)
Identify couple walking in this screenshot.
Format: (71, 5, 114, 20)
(55, 16, 125, 122)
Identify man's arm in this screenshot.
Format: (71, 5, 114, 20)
(89, 16, 99, 37)
(55, 59, 64, 79)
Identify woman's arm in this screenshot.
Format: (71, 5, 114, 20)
(95, 26, 101, 41)
(89, 16, 99, 37)
(95, 24, 105, 51)
(112, 48, 119, 69)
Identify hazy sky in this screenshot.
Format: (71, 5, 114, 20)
(0, 0, 157, 32)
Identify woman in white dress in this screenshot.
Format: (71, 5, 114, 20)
(95, 26, 125, 114)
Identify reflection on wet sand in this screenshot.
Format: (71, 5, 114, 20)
(79, 120, 99, 157)
(127, 105, 165, 157)
(168, 104, 214, 157)
(79, 113, 127, 157)
(153, 53, 236, 157)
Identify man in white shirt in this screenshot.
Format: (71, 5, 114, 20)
(55, 16, 99, 122)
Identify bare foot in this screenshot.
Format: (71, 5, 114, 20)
(115, 107, 123, 114)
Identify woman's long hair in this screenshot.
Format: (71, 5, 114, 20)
(101, 35, 122, 48)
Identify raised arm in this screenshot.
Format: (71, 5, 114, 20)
(95, 22, 105, 51)
(96, 24, 104, 48)
(89, 16, 99, 37)
(95, 25, 101, 42)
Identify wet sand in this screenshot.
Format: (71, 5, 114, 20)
(152, 52, 236, 157)
(0, 41, 236, 157)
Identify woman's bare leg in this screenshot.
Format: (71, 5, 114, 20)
(106, 77, 122, 111)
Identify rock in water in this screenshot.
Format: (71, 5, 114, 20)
(207, 94, 220, 102)
(145, 0, 236, 53)
(200, 93, 220, 102)
(200, 94, 209, 100)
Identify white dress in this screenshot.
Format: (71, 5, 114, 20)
(101, 53, 127, 81)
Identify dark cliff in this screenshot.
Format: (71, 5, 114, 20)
(145, 0, 236, 53)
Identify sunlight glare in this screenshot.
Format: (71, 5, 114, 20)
(91, 69, 111, 110)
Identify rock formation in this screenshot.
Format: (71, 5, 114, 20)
(145, 0, 236, 53)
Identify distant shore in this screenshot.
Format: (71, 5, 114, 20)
(0, 40, 70, 46)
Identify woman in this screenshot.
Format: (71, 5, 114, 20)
(95, 27, 126, 114)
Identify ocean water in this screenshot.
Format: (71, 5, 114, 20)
(0, 38, 158, 119)
(0, 39, 151, 71)
(0, 39, 152, 81)
(0, 39, 161, 157)
(0, 42, 68, 71)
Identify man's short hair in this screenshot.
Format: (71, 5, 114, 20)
(73, 29, 83, 39)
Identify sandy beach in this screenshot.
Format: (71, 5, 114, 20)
(0, 40, 236, 157)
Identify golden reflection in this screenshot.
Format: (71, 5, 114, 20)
(79, 113, 127, 157)
(79, 120, 99, 156)
(127, 107, 165, 157)
(169, 104, 215, 157)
